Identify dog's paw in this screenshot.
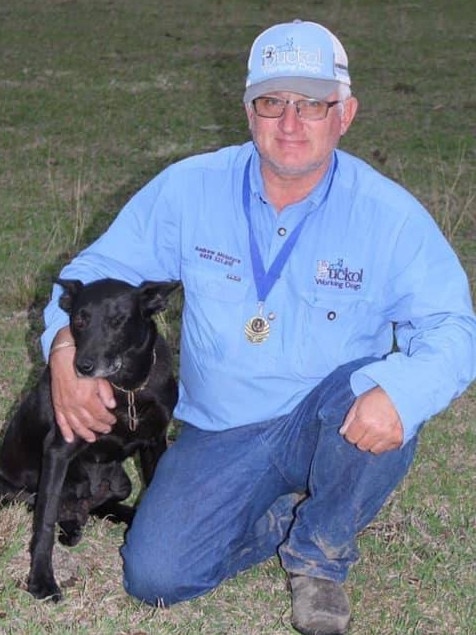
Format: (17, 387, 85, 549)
(27, 575, 63, 602)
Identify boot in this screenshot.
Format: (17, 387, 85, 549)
(289, 574, 351, 635)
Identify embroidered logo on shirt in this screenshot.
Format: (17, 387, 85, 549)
(195, 246, 241, 268)
(315, 259, 364, 291)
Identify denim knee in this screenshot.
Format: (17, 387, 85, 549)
(122, 542, 164, 606)
(121, 536, 222, 607)
(122, 541, 187, 606)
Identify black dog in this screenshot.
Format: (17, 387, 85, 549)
(0, 278, 179, 601)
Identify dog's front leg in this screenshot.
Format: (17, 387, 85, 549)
(139, 437, 168, 486)
(28, 431, 83, 602)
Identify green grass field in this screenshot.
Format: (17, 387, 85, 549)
(0, 1, 475, 633)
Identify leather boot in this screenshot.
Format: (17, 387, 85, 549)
(289, 574, 351, 635)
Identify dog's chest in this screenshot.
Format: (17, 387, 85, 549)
(80, 430, 149, 464)
(113, 391, 166, 432)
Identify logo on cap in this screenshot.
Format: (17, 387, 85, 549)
(261, 37, 325, 76)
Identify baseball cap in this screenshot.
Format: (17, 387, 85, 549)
(243, 20, 351, 102)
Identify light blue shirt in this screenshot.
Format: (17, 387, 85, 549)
(42, 142, 476, 444)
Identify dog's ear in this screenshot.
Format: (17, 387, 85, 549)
(138, 281, 180, 315)
(55, 278, 84, 314)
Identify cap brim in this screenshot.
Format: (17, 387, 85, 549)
(243, 77, 343, 103)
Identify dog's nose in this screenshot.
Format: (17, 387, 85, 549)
(75, 358, 95, 376)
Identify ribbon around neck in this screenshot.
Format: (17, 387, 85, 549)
(242, 158, 309, 303)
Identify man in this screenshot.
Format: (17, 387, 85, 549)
(43, 20, 476, 635)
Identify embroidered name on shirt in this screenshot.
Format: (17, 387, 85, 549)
(195, 246, 241, 268)
(315, 259, 363, 291)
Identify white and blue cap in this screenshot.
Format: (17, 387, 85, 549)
(244, 20, 351, 102)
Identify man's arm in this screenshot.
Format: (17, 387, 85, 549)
(350, 209, 476, 446)
(42, 169, 182, 442)
(48, 326, 117, 443)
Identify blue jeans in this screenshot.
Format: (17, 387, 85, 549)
(121, 358, 418, 606)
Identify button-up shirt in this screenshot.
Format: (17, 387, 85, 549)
(42, 142, 476, 444)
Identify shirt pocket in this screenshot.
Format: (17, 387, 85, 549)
(295, 292, 383, 376)
(181, 265, 250, 357)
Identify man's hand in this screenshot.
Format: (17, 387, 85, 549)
(49, 329, 117, 443)
(339, 386, 404, 454)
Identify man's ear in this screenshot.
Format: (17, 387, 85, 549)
(340, 96, 359, 136)
(244, 102, 254, 131)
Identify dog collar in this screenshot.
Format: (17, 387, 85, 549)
(111, 349, 157, 432)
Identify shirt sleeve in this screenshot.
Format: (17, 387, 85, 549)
(350, 209, 476, 445)
(41, 169, 181, 359)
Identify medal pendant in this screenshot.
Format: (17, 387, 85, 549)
(245, 314, 270, 344)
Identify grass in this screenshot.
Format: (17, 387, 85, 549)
(0, 0, 475, 633)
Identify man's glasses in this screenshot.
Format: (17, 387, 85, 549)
(252, 96, 341, 121)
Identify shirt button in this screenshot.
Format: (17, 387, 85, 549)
(327, 311, 337, 321)
(278, 227, 287, 236)
(267, 312, 276, 321)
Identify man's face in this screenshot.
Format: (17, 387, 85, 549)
(245, 91, 358, 180)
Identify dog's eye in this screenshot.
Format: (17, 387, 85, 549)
(109, 315, 124, 329)
(72, 314, 87, 330)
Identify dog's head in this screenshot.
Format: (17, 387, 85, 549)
(56, 278, 179, 386)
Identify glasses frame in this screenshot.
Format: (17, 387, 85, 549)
(252, 96, 341, 121)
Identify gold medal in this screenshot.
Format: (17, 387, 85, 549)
(245, 314, 270, 344)
(241, 157, 310, 346)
